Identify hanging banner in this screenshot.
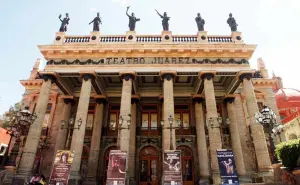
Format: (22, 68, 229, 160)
(163, 150, 182, 185)
(49, 150, 74, 185)
(216, 149, 240, 185)
(106, 150, 127, 185)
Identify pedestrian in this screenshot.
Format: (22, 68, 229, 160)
(29, 174, 40, 185)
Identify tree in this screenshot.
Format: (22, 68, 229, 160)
(1, 102, 21, 128)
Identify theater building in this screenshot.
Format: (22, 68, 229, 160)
(12, 30, 280, 185)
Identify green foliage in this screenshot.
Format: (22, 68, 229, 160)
(275, 139, 300, 170)
(1, 102, 21, 128)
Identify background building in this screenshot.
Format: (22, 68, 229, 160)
(6, 30, 282, 185)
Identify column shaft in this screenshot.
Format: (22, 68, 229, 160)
(264, 89, 281, 124)
(128, 102, 137, 181)
(194, 101, 210, 178)
(17, 78, 53, 177)
(70, 78, 92, 178)
(85, 101, 104, 184)
(163, 76, 175, 150)
(226, 99, 246, 176)
(54, 101, 72, 152)
(202, 74, 222, 184)
(119, 76, 132, 152)
(242, 77, 271, 170)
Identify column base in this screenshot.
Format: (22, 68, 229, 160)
(212, 172, 221, 185)
(129, 177, 136, 185)
(2, 166, 16, 185)
(82, 175, 97, 185)
(9, 168, 33, 185)
(198, 176, 210, 185)
(239, 175, 252, 183)
(68, 172, 82, 185)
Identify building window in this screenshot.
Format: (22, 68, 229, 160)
(109, 105, 120, 130)
(175, 105, 190, 129)
(141, 105, 158, 130)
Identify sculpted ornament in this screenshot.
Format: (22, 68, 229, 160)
(195, 13, 205, 31)
(89, 12, 102, 32)
(155, 9, 170, 31)
(126, 6, 140, 31)
(58, 13, 70, 32)
(227, 13, 238, 32)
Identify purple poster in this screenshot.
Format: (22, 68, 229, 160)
(106, 150, 127, 185)
(163, 150, 182, 185)
(216, 149, 240, 185)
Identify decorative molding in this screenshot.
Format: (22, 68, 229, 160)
(81, 74, 95, 81)
(239, 73, 253, 81)
(161, 73, 174, 81)
(192, 97, 205, 103)
(63, 98, 75, 105)
(46, 58, 250, 66)
(223, 97, 235, 104)
(120, 73, 134, 81)
(95, 98, 107, 104)
(42, 74, 56, 83)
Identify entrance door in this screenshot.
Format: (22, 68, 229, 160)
(177, 146, 194, 185)
(139, 147, 159, 185)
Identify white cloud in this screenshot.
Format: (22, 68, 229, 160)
(111, 0, 130, 6)
(89, 8, 97, 12)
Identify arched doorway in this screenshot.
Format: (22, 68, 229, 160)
(139, 146, 159, 185)
(177, 146, 194, 185)
(102, 146, 118, 185)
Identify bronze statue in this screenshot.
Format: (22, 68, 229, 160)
(155, 9, 170, 31)
(195, 13, 205, 31)
(126, 6, 140, 31)
(89, 12, 102, 32)
(227, 13, 238, 32)
(58, 13, 70, 32)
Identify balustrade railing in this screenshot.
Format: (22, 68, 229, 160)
(136, 36, 162, 42)
(208, 36, 232, 43)
(100, 36, 126, 42)
(172, 36, 198, 42)
(64, 36, 90, 43)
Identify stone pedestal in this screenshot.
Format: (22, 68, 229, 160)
(16, 75, 55, 180)
(224, 97, 249, 182)
(231, 31, 243, 43)
(84, 98, 105, 185)
(197, 31, 208, 43)
(90, 31, 101, 44)
(161, 71, 176, 150)
(194, 97, 210, 182)
(68, 74, 93, 185)
(54, 32, 65, 44)
(126, 31, 136, 42)
(200, 72, 222, 185)
(161, 31, 172, 42)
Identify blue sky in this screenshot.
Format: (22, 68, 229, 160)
(0, 0, 300, 115)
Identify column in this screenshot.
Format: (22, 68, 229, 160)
(119, 73, 134, 152)
(193, 97, 210, 181)
(69, 74, 93, 184)
(53, 98, 73, 153)
(224, 97, 246, 176)
(201, 72, 222, 184)
(16, 75, 55, 179)
(84, 97, 106, 185)
(264, 88, 281, 124)
(128, 98, 138, 184)
(240, 73, 272, 171)
(161, 72, 176, 150)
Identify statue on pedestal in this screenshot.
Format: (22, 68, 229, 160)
(195, 13, 205, 31)
(126, 6, 140, 31)
(227, 13, 238, 32)
(89, 12, 102, 32)
(155, 9, 170, 31)
(58, 13, 70, 32)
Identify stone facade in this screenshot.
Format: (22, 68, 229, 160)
(6, 31, 283, 185)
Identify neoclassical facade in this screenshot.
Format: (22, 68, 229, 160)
(12, 30, 281, 185)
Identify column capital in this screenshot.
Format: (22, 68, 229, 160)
(158, 95, 164, 102)
(199, 71, 216, 81)
(80, 73, 95, 81)
(237, 71, 255, 81)
(192, 95, 205, 103)
(223, 96, 235, 104)
(160, 71, 177, 81)
(62, 96, 76, 105)
(41, 74, 57, 83)
(119, 71, 136, 81)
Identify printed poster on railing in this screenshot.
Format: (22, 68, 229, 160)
(163, 150, 182, 185)
(106, 150, 127, 185)
(49, 150, 74, 185)
(216, 149, 240, 185)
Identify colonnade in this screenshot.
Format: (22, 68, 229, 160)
(15, 71, 272, 184)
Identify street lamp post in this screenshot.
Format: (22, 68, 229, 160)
(255, 105, 282, 164)
(109, 116, 131, 149)
(161, 115, 179, 150)
(206, 116, 223, 129)
(60, 117, 83, 130)
(3, 106, 37, 167)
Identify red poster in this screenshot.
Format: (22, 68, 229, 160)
(49, 150, 74, 185)
(106, 150, 127, 185)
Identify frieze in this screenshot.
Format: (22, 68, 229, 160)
(46, 58, 249, 65)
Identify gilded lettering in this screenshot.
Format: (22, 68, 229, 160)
(133, 58, 139, 64)
(140, 58, 145, 64)
(165, 58, 170, 64)
(172, 58, 177, 64)
(179, 57, 183, 63)
(106, 58, 112, 64)
(185, 57, 190, 63)
(126, 58, 132, 64)
(113, 58, 118, 64)
(120, 58, 125, 64)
